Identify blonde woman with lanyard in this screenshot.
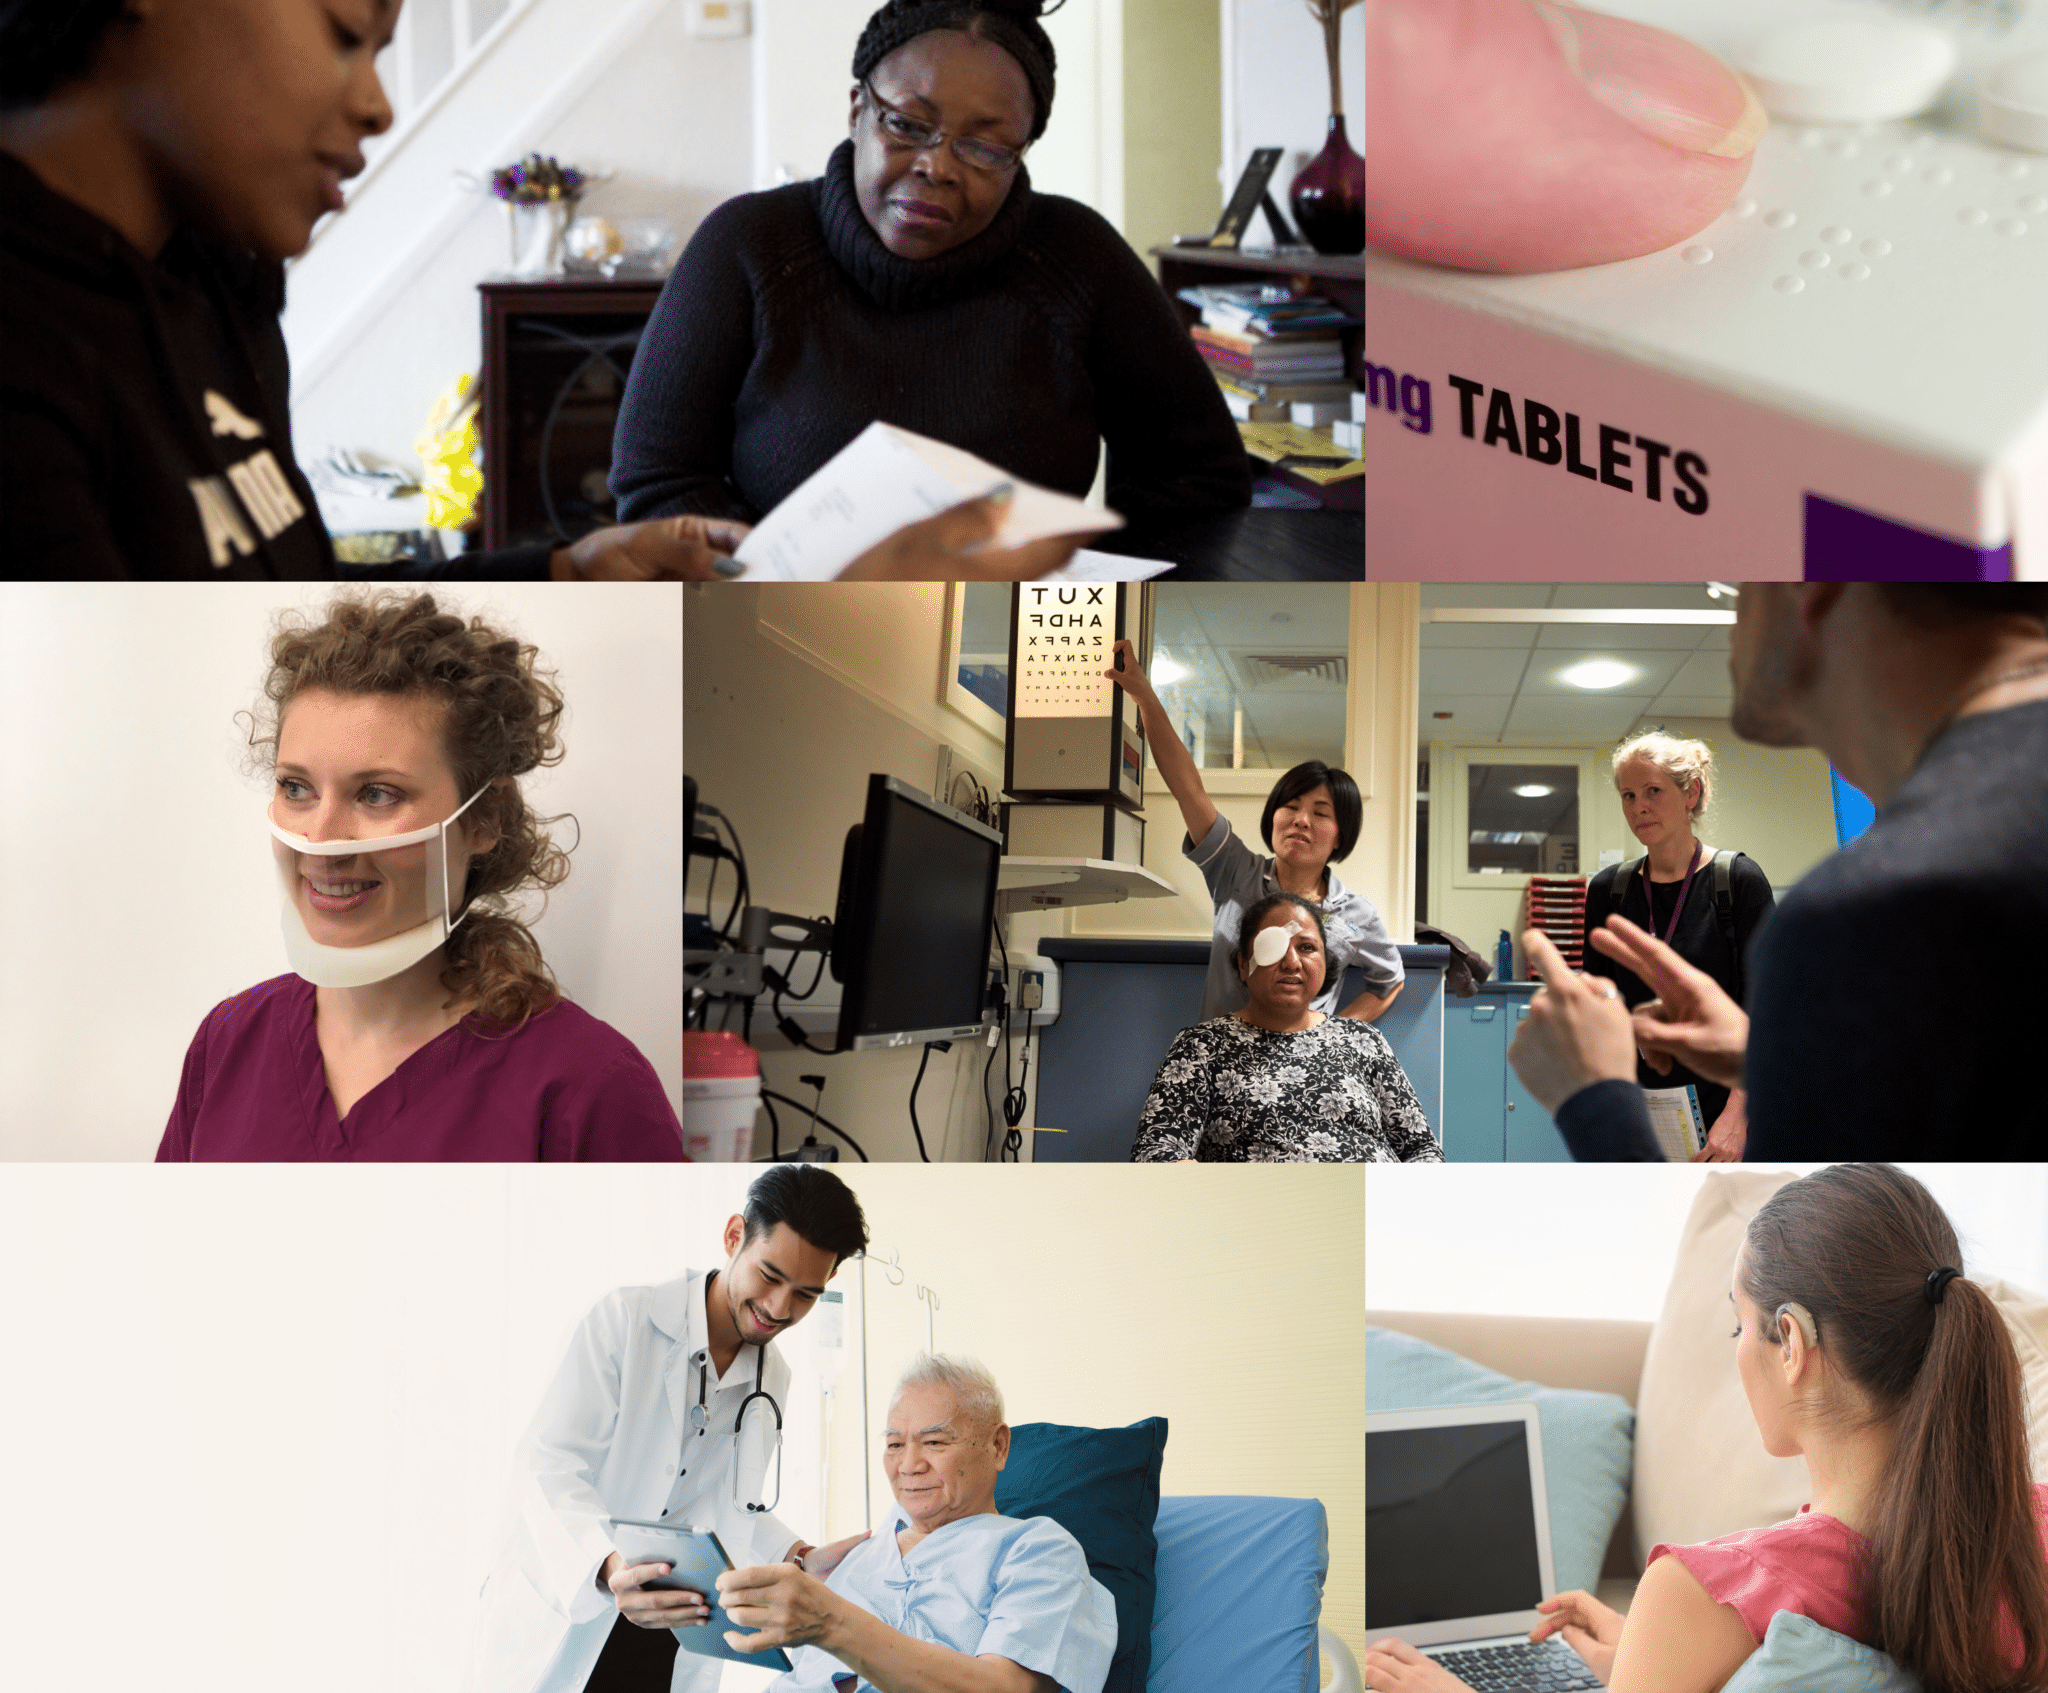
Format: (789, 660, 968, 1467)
(1106, 638, 1406, 1024)
(1582, 732, 1774, 1161)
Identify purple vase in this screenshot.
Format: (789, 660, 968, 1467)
(1290, 113, 1364, 256)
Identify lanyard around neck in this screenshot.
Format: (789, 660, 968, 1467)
(1638, 841, 1705, 946)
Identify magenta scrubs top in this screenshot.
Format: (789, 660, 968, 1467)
(157, 975, 685, 1162)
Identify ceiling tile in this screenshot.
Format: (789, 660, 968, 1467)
(1503, 694, 1658, 740)
(1658, 651, 1736, 696)
(1421, 648, 1527, 695)
(1417, 694, 1512, 737)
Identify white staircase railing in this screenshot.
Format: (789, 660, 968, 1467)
(380, 0, 515, 126)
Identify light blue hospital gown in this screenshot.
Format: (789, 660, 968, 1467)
(767, 1509, 1117, 1693)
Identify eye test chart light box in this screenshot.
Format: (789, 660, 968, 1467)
(1364, 0, 2048, 580)
(1004, 584, 1146, 810)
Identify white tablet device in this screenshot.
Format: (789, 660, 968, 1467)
(609, 1520, 796, 1672)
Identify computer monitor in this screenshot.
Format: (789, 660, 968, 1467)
(832, 775, 1003, 1052)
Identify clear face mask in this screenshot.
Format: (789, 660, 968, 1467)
(268, 785, 489, 988)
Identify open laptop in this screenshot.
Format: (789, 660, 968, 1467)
(1365, 1404, 1604, 1692)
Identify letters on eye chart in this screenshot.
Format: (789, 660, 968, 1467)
(1017, 585, 1112, 717)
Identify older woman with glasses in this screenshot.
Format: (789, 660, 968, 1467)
(609, 0, 1252, 530)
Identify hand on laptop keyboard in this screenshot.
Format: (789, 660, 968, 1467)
(1363, 1634, 1604, 1693)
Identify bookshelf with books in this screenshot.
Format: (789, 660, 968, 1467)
(1152, 247, 1363, 511)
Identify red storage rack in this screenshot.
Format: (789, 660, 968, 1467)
(1522, 876, 1589, 968)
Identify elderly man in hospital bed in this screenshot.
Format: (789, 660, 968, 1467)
(717, 1354, 1117, 1693)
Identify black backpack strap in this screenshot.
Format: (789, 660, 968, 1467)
(1711, 850, 1742, 1006)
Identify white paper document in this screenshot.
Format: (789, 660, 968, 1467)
(1642, 1085, 1707, 1162)
(1042, 549, 1174, 583)
(732, 422, 1124, 581)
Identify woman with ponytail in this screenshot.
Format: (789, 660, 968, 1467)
(1365, 1164, 2048, 1693)
(611, 0, 1252, 530)
(156, 592, 684, 1161)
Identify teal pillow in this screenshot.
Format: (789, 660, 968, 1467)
(995, 1417, 1167, 1693)
(1722, 1612, 1924, 1693)
(1366, 1326, 1634, 1594)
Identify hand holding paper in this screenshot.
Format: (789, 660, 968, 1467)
(732, 422, 1122, 581)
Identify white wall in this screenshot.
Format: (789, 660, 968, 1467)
(0, 582, 682, 1159)
(0, 1162, 1363, 1691)
(1366, 1163, 2048, 1322)
(283, 0, 755, 497)
(1224, 0, 1363, 227)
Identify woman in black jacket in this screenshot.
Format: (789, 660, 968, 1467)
(1582, 730, 1774, 1160)
(610, 0, 1253, 526)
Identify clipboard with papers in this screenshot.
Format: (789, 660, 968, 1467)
(608, 1520, 795, 1671)
(1642, 1085, 1708, 1161)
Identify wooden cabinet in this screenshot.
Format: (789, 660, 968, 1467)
(478, 277, 664, 551)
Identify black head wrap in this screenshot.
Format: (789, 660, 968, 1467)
(0, 0, 126, 109)
(851, 0, 1060, 142)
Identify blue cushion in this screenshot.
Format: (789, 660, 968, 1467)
(1147, 1496, 1328, 1693)
(1366, 1327, 1635, 1594)
(996, 1417, 1167, 1693)
(1721, 1612, 1924, 1692)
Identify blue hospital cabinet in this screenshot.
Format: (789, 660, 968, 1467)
(1442, 984, 1568, 1160)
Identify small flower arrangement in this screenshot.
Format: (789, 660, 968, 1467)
(491, 153, 586, 205)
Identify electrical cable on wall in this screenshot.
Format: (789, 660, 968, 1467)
(760, 1089, 869, 1160)
(907, 1041, 946, 1163)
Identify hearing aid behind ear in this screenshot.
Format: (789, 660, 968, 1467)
(1775, 1302, 1819, 1351)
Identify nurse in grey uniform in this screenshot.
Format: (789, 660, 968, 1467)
(1105, 639, 1406, 1023)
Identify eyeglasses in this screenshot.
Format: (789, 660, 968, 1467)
(861, 80, 1026, 173)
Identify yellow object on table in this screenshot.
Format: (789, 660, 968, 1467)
(1237, 419, 1365, 484)
(415, 374, 484, 530)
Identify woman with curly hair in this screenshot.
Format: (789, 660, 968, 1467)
(610, 0, 1250, 525)
(156, 592, 683, 1161)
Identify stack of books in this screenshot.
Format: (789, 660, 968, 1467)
(1177, 285, 1357, 423)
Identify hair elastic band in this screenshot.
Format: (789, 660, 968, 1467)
(1924, 1266, 1963, 1305)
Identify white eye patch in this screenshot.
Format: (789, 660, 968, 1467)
(1250, 922, 1306, 969)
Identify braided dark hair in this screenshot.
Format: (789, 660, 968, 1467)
(851, 0, 1062, 141)
(0, 0, 126, 109)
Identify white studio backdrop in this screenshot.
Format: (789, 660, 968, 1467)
(0, 1165, 829, 1693)
(0, 581, 682, 1158)
(1365, 1163, 2048, 1321)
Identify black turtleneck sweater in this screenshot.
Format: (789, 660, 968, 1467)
(0, 150, 550, 581)
(610, 142, 1253, 524)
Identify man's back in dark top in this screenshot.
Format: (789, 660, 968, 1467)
(1743, 697, 2048, 1159)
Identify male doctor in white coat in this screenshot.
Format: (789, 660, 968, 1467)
(470, 1166, 874, 1693)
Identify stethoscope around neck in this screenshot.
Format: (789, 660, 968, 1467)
(686, 1332, 784, 1514)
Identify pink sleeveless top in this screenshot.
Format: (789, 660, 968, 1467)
(1648, 1483, 2048, 1647)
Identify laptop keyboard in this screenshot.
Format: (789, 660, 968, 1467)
(1427, 1639, 1604, 1691)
